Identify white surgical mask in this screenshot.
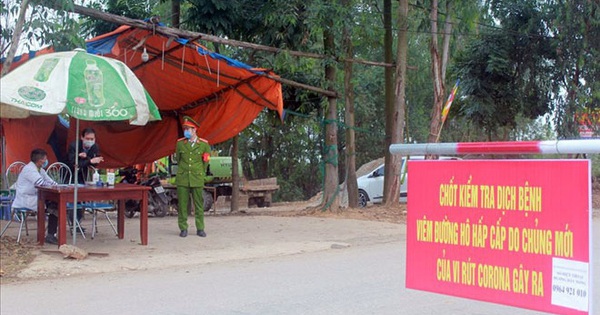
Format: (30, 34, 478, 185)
(83, 140, 95, 148)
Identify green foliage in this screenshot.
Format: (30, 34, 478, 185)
(591, 154, 600, 183)
(185, 0, 343, 201)
(183, 0, 244, 36)
(80, 0, 159, 37)
(6, 0, 595, 202)
(182, 0, 319, 52)
(449, 0, 600, 141)
(405, 30, 433, 143)
(1, 0, 85, 56)
(544, 0, 600, 138)
(510, 114, 555, 141)
(1, 3, 12, 56)
(451, 0, 554, 140)
(213, 110, 324, 202)
(29, 4, 86, 51)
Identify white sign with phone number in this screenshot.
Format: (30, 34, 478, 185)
(551, 257, 589, 312)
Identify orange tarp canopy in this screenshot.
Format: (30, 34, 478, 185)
(1, 25, 283, 168)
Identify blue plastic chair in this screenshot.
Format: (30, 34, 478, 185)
(84, 166, 117, 239)
(0, 189, 14, 220)
(85, 202, 117, 239)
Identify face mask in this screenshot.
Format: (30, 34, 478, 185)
(183, 130, 192, 139)
(83, 140, 95, 148)
(42, 160, 48, 168)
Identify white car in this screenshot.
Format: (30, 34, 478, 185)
(357, 156, 460, 207)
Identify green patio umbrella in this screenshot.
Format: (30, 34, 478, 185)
(0, 48, 161, 244)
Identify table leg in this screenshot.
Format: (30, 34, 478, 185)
(118, 199, 125, 239)
(37, 193, 45, 245)
(57, 198, 67, 246)
(140, 191, 148, 245)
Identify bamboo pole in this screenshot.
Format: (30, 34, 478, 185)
(43, 0, 394, 69)
(264, 74, 338, 98)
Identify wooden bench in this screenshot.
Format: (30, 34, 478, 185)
(240, 177, 279, 207)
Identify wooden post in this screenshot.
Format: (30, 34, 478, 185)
(231, 135, 240, 212)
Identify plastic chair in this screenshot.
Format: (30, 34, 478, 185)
(46, 162, 86, 238)
(84, 166, 117, 239)
(5, 161, 26, 189)
(0, 205, 36, 243)
(46, 162, 88, 238)
(46, 162, 72, 184)
(0, 189, 14, 220)
(86, 203, 117, 239)
(0, 161, 32, 243)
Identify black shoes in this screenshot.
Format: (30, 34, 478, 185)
(45, 234, 58, 245)
(180, 230, 205, 237)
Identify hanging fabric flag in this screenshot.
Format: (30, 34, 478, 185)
(441, 79, 460, 123)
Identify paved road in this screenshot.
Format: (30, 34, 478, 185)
(2, 214, 598, 315)
(2, 241, 557, 315)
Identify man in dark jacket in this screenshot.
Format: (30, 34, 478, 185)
(67, 127, 104, 184)
(67, 127, 104, 230)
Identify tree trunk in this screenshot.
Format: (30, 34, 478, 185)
(384, 0, 409, 207)
(1, 0, 30, 77)
(427, 0, 444, 144)
(382, 0, 396, 203)
(428, 0, 454, 144)
(321, 20, 340, 212)
(171, 0, 181, 28)
(441, 1, 453, 82)
(231, 135, 240, 212)
(342, 0, 358, 208)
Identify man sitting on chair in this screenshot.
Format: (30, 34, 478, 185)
(12, 149, 59, 244)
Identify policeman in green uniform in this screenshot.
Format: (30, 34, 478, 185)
(176, 116, 211, 237)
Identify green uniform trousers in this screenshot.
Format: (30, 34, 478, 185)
(177, 186, 205, 231)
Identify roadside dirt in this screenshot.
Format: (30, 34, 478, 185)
(245, 202, 407, 224)
(0, 237, 36, 280)
(0, 200, 405, 282)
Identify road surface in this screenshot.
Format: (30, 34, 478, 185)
(1, 241, 557, 315)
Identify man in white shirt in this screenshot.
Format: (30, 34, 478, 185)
(12, 149, 58, 244)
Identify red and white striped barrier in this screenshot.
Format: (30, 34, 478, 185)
(389, 139, 600, 155)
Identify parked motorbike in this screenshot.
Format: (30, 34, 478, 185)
(119, 167, 169, 218)
(119, 166, 139, 184)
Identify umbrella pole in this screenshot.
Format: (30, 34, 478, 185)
(72, 119, 79, 245)
(1, 134, 5, 189)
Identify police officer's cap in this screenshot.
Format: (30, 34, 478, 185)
(182, 116, 200, 128)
